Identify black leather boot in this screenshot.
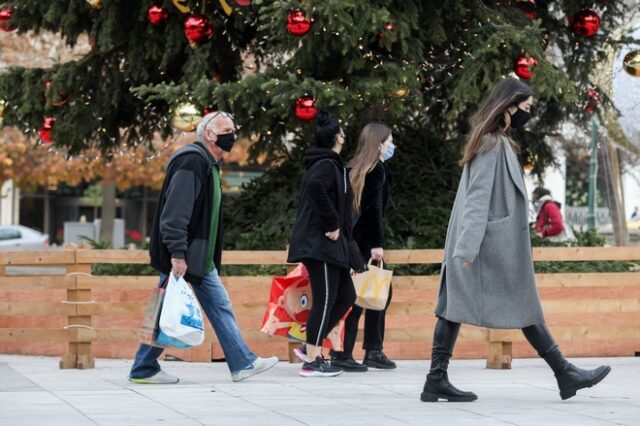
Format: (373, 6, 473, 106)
(363, 350, 396, 369)
(522, 323, 611, 400)
(330, 356, 368, 372)
(420, 318, 478, 402)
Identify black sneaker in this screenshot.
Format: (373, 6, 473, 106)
(299, 356, 343, 377)
(363, 350, 397, 369)
(330, 357, 368, 372)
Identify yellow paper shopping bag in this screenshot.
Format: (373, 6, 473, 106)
(352, 259, 392, 310)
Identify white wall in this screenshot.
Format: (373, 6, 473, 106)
(623, 168, 640, 221)
(0, 180, 18, 225)
(523, 141, 567, 213)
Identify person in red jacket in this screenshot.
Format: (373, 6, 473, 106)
(532, 187, 564, 238)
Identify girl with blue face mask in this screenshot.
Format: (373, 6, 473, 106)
(381, 136, 396, 162)
(329, 122, 397, 372)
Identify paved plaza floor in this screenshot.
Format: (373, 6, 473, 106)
(0, 355, 637, 426)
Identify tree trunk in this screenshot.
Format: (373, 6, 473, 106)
(99, 166, 117, 246)
(43, 187, 50, 236)
(605, 143, 627, 246)
(140, 186, 148, 240)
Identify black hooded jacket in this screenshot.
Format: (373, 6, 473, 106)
(353, 161, 391, 257)
(287, 147, 354, 268)
(149, 142, 223, 285)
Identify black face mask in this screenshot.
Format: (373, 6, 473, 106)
(509, 107, 531, 129)
(215, 132, 235, 152)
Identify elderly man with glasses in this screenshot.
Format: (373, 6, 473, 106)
(129, 111, 278, 384)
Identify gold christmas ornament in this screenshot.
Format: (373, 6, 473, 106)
(0, 100, 5, 126)
(171, 103, 202, 132)
(86, 0, 101, 9)
(394, 88, 408, 97)
(623, 50, 640, 77)
(219, 0, 233, 16)
(172, 0, 191, 14)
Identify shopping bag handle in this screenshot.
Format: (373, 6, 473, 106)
(158, 274, 171, 289)
(368, 258, 384, 268)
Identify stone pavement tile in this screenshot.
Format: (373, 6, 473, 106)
(8, 369, 122, 392)
(549, 399, 640, 426)
(132, 386, 305, 426)
(0, 391, 95, 426)
(54, 388, 204, 426)
(0, 364, 40, 391)
(245, 397, 408, 426)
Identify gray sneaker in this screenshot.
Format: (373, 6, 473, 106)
(231, 356, 279, 382)
(129, 370, 179, 384)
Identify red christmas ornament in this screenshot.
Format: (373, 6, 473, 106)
(586, 87, 601, 102)
(38, 117, 56, 144)
(184, 15, 213, 44)
(203, 106, 218, 116)
(571, 9, 600, 38)
(295, 96, 317, 121)
(513, 55, 538, 79)
(377, 22, 396, 39)
(44, 81, 68, 107)
(286, 9, 311, 36)
(0, 7, 15, 32)
(234, 0, 251, 6)
(147, 5, 170, 26)
(584, 87, 601, 113)
(515, 0, 538, 20)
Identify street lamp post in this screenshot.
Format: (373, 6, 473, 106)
(587, 117, 598, 230)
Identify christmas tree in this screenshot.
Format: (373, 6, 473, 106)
(0, 1, 637, 249)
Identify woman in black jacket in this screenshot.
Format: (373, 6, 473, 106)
(287, 110, 357, 377)
(330, 122, 397, 371)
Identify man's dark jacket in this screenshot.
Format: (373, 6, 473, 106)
(149, 142, 223, 285)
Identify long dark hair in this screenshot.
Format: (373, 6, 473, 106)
(460, 78, 533, 165)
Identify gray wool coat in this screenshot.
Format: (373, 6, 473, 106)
(435, 133, 545, 329)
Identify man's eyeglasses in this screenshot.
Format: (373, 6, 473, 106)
(200, 111, 235, 132)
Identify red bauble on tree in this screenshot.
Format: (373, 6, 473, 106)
(287, 9, 311, 36)
(44, 81, 68, 107)
(38, 117, 56, 144)
(571, 9, 600, 38)
(515, 0, 538, 20)
(147, 5, 170, 26)
(0, 7, 15, 32)
(584, 87, 601, 113)
(377, 22, 396, 39)
(295, 96, 317, 121)
(235, 0, 251, 6)
(203, 106, 218, 116)
(184, 15, 213, 44)
(513, 55, 538, 79)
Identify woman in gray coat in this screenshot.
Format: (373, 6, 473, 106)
(421, 78, 611, 402)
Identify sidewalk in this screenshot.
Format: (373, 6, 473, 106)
(0, 355, 636, 426)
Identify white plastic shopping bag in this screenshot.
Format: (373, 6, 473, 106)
(155, 273, 205, 348)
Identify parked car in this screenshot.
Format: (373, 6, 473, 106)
(0, 225, 49, 250)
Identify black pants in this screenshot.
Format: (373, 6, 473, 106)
(303, 259, 356, 347)
(333, 284, 393, 358)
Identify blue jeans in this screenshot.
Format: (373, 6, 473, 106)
(129, 270, 257, 379)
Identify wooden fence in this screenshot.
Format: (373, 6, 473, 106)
(0, 247, 639, 369)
